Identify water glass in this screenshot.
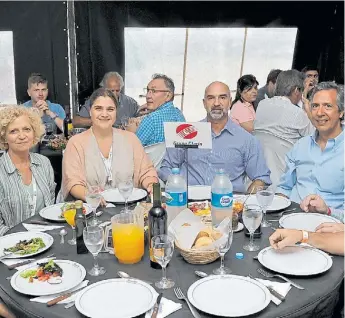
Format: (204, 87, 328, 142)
(242, 204, 262, 252)
(212, 217, 233, 275)
(151, 235, 175, 289)
(85, 186, 102, 226)
(83, 226, 106, 276)
(115, 173, 134, 212)
(44, 123, 54, 139)
(256, 186, 274, 227)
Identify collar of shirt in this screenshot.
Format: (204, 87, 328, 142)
(310, 126, 344, 149)
(201, 117, 236, 137)
(3, 152, 41, 174)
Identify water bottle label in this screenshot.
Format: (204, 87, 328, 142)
(211, 193, 233, 208)
(166, 192, 187, 207)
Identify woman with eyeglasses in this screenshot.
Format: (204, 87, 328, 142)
(230, 74, 259, 133)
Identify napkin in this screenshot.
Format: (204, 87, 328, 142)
(145, 292, 182, 318)
(30, 280, 89, 304)
(22, 223, 64, 232)
(106, 203, 116, 208)
(256, 278, 291, 305)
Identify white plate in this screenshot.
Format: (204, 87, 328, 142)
(75, 279, 156, 318)
(188, 186, 211, 200)
(39, 203, 93, 222)
(0, 232, 53, 259)
(279, 213, 341, 231)
(234, 222, 244, 233)
(11, 259, 86, 296)
(245, 195, 291, 212)
(101, 188, 147, 204)
(188, 275, 270, 317)
(258, 246, 333, 276)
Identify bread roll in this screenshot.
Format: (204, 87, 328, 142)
(194, 236, 213, 248)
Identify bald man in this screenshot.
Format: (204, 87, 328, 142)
(159, 81, 271, 193)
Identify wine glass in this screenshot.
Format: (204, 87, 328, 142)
(212, 217, 233, 275)
(63, 204, 76, 245)
(242, 204, 263, 252)
(115, 172, 134, 212)
(85, 186, 102, 226)
(151, 235, 175, 289)
(44, 123, 54, 140)
(83, 225, 106, 276)
(256, 185, 274, 227)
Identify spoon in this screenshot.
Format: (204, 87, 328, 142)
(195, 270, 209, 278)
(59, 229, 67, 244)
(117, 271, 153, 285)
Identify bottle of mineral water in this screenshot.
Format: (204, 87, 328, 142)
(165, 168, 187, 225)
(211, 169, 233, 226)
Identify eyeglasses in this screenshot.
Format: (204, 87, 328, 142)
(143, 88, 170, 95)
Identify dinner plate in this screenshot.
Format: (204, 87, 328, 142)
(245, 195, 291, 212)
(75, 279, 156, 318)
(258, 246, 333, 276)
(188, 275, 270, 317)
(279, 213, 341, 231)
(188, 186, 211, 201)
(101, 188, 147, 204)
(234, 222, 244, 233)
(11, 259, 86, 296)
(39, 203, 93, 222)
(0, 232, 53, 259)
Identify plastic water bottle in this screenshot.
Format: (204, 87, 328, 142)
(165, 168, 187, 225)
(211, 169, 233, 226)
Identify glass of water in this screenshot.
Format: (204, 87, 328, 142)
(115, 172, 134, 212)
(83, 225, 106, 276)
(256, 185, 274, 227)
(85, 185, 102, 226)
(242, 204, 262, 252)
(152, 235, 175, 289)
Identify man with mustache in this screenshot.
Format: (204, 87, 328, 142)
(159, 81, 271, 193)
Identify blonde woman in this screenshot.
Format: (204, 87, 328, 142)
(0, 106, 56, 236)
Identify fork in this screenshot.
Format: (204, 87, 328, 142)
(257, 268, 305, 290)
(174, 287, 201, 318)
(275, 208, 298, 217)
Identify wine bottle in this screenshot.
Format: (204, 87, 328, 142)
(75, 200, 88, 254)
(148, 183, 167, 269)
(63, 113, 73, 139)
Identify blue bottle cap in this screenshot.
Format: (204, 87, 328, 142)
(172, 167, 180, 174)
(235, 252, 244, 259)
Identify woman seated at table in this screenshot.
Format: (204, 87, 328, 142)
(230, 74, 258, 133)
(62, 88, 158, 201)
(0, 106, 56, 236)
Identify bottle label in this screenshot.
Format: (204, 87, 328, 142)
(165, 192, 187, 207)
(68, 123, 73, 131)
(211, 192, 233, 208)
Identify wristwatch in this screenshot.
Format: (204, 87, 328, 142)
(50, 113, 58, 120)
(301, 230, 309, 243)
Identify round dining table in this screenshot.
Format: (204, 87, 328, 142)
(0, 202, 343, 318)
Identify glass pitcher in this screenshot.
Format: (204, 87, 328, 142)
(104, 211, 144, 264)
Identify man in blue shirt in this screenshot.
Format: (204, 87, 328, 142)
(159, 81, 271, 193)
(127, 74, 185, 146)
(23, 73, 66, 132)
(277, 82, 344, 210)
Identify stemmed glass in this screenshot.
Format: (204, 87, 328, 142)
(115, 172, 134, 212)
(63, 204, 76, 245)
(151, 235, 175, 289)
(242, 204, 263, 252)
(44, 123, 54, 140)
(85, 186, 102, 226)
(212, 217, 233, 275)
(256, 185, 274, 227)
(83, 225, 106, 276)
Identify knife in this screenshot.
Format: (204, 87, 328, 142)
(151, 293, 163, 318)
(47, 285, 86, 307)
(249, 275, 285, 302)
(0, 253, 14, 261)
(27, 220, 51, 225)
(8, 254, 55, 270)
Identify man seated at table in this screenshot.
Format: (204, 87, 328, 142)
(73, 71, 139, 128)
(23, 73, 65, 132)
(126, 74, 185, 146)
(159, 81, 271, 193)
(276, 82, 344, 210)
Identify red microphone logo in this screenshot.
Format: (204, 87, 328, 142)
(176, 124, 198, 139)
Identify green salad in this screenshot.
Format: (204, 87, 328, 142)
(4, 238, 46, 255)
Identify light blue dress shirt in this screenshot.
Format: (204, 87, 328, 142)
(159, 118, 271, 192)
(276, 129, 344, 210)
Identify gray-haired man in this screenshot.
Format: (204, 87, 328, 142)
(73, 72, 139, 128)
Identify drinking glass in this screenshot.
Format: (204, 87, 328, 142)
(63, 204, 76, 245)
(83, 225, 106, 276)
(212, 218, 233, 275)
(151, 235, 175, 289)
(256, 186, 274, 227)
(85, 186, 102, 226)
(44, 123, 54, 139)
(121, 116, 129, 129)
(115, 172, 134, 212)
(242, 204, 263, 252)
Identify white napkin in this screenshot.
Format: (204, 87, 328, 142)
(145, 292, 182, 318)
(1, 256, 55, 270)
(30, 280, 89, 304)
(22, 223, 64, 232)
(106, 203, 116, 208)
(256, 278, 291, 305)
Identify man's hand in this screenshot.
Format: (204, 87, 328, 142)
(247, 179, 265, 194)
(276, 193, 289, 199)
(315, 222, 344, 233)
(303, 77, 315, 96)
(35, 100, 49, 113)
(269, 229, 303, 250)
(126, 118, 140, 133)
(300, 194, 328, 214)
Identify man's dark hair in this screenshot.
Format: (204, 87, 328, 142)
(89, 88, 119, 109)
(266, 69, 282, 85)
(28, 73, 48, 88)
(301, 65, 319, 74)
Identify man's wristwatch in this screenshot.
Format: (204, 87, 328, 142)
(50, 113, 58, 120)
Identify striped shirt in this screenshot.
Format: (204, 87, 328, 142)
(0, 152, 56, 236)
